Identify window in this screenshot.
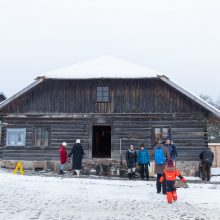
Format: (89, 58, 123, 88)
(33, 127, 50, 147)
(152, 127, 171, 146)
(96, 87, 109, 102)
(6, 128, 26, 146)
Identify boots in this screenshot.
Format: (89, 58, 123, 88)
(132, 172, 136, 178)
(166, 192, 173, 204)
(128, 173, 132, 180)
(172, 191, 177, 201)
(59, 170, 64, 175)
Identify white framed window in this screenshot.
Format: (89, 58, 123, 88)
(6, 128, 26, 146)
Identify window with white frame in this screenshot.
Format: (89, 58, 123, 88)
(6, 128, 26, 146)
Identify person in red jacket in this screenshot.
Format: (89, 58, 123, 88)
(160, 160, 186, 204)
(59, 142, 68, 174)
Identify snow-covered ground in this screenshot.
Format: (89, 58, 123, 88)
(211, 167, 220, 176)
(0, 170, 220, 220)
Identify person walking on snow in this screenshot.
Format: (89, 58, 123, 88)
(59, 142, 68, 175)
(126, 144, 137, 180)
(138, 144, 150, 180)
(68, 139, 84, 175)
(160, 160, 186, 204)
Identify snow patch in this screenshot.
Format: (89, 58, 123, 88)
(211, 167, 220, 176)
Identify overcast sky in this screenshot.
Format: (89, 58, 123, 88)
(0, 0, 220, 101)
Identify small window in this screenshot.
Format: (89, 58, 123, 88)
(152, 127, 171, 146)
(33, 127, 50, 147)
(6, 128, 26, 146)
(96, 87, 109, 102)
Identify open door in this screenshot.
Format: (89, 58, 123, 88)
(92, 125, 111, 158)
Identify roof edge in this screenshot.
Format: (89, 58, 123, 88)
(158, 75, 220, 119)
(0, 78, 45, 110)
(41, 76, 158, 80)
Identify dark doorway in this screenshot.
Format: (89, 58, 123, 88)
(92, 126, 111, 158)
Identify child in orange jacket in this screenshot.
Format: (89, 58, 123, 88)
(160, 160, 186, 204)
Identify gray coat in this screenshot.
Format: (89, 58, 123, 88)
(154, 144, 170, 174)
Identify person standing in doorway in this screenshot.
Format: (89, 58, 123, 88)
(138, 144, 150, 180)
(199, 148, 214, 181)
(59, 142, 68, 175)
(154, 139, 170, 194)
(68, 139, 85, 175)
(126, 144, 137, 180)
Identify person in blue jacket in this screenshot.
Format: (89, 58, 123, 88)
(138, 143, 150, 180)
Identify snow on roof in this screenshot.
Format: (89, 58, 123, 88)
(42, 56, 162, 79)
(0, 78, 44, 109)
(1, 56, 220, 120)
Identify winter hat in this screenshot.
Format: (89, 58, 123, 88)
(140, 143, 144, 148)
(62, 142, 67, 147)
(76, 139, 80, 144)
(167, 160, 174, 167)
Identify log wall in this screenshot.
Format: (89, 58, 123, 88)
(1, 113, 207, 162)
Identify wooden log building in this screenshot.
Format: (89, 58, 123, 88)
(0, 56, 220, 175)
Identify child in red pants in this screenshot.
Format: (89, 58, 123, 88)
(160, 160, 186, 204)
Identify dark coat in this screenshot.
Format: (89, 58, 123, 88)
(165, 144, 177, 161)
(199, 149, 214, 165)
(154, 144, 170, 174)
(68, 143, 85, 170)
(126, 149, 137, 169)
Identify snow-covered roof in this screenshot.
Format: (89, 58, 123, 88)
(42, 56, 161, 79)
(0, 78, 44, 108)
(0, 56, 220, 120)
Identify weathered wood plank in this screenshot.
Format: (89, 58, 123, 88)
(0, 78, 207, 114)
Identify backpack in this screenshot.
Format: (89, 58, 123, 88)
(155, 147, 166, 165)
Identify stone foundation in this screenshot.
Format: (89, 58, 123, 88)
(1, 159, 200, 177)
